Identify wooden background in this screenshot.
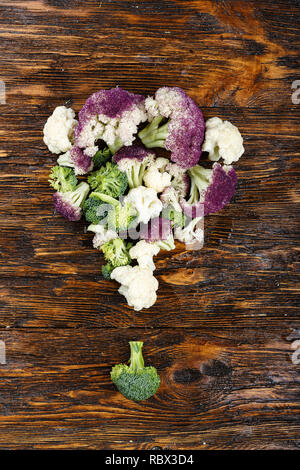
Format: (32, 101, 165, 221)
(0, 0, 299, 450)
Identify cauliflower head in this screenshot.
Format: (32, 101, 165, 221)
(202, 117, 244, 165)
(43, 106, 77, 154)
(143, 157, 172, 193)
(124, 186, 163, 225)
(129, 240, 160, 271)
(111, 265, 159, 311)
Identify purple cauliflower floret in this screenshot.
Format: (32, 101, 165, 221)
(186, 162, 237, 216)
(70, 146, 93, 174)
(112, 144, 154, 188)
(138, 87, 205, 169)
(74, 87, 147, 155)
(139, 217, 172, 242)
(57, 146, 93, 175)
(53, 181, 90, 222)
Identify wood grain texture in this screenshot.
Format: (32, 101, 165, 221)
(0, 0, 299, 450)
(0, 328, 299, 450)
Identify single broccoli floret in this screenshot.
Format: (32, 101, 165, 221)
(83, 191, 116, 224)
(101, 262, 114, 280)
(57, 146, 93, 175)
(113, 145, 154, 189)
(53, 181, 90, 222)
(161, 205, 186, 228)
(92, 147, 112, 169)
(187, 162, 237, 216)
(48, 165, 78, 193)
(138, 87, 205, 169)
(87, 161, 128, 197)
(74, 87, 147, 156)
(110, 341, 160, 401)
(101, 238, 132, 269)
(84, 191, 136, 230)
(107, 199, 137, 232)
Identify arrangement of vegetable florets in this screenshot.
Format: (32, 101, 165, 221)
(44, 86, 245, 312)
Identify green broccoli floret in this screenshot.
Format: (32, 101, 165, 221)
(87, 161, 128, 198)
(92, 147, 112, 169)
(83, 191, 136, 230)
(48, 165, 78, 193)
(101, 238, 132, 269)
(101, 262, 114, 279)
(161, 206, 186, 228)
(83, 191, 118, 224)
(107, 200, 137, 232)
(111, 341, 160, 401)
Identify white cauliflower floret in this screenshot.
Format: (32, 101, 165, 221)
(87, 224, 118, 249)
(144, 96, 159, 121)
(129, 240, 160, 271)
(291, 340, 300, 365)
(111, 265, 159, 311)
(202, 117, 244, 165)
(118, 107, 147, 146)
(143, 157, 172, 193)
(124, 186, 163, 225)
(43, 106, 77, 154)
(174, 217, 204, 247)
(145, 88, 183, 121)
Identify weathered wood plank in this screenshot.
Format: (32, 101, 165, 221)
(0, 0, 299, 450)
(0, 1, 299, 108)
(0, 328, 298, 450)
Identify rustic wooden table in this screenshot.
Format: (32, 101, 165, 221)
(0, 0, 299, 450)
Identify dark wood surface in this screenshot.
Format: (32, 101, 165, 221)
(0, 0, 299, 450)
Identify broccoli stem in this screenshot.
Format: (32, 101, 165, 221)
(90, 191, 120, 207)
(129, 341, 144, 372)
(138, 116, 170, 149)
